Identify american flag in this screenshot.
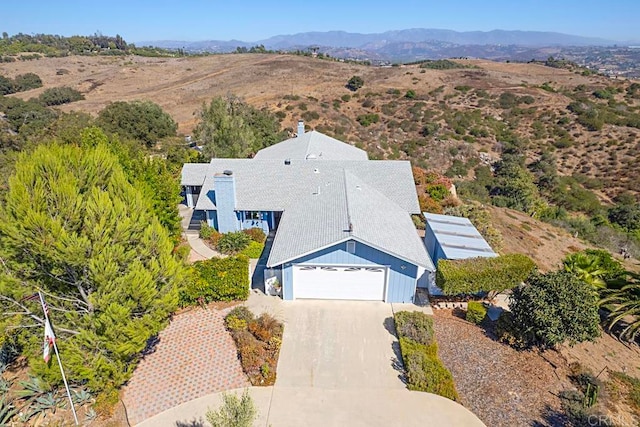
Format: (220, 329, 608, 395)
(21, 292, 49, 314)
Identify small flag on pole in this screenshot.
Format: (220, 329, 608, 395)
(21, 293, 40, 302)
(43, 318, 55, 363)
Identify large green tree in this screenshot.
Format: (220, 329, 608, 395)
(0, 142, 186, 394)
(194, 96, 286, 159)
(96, 100, 177, 146)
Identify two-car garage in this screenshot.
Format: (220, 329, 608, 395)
(291, 264, 387, 301)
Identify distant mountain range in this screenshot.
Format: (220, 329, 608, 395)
(141, 28, 626, 60)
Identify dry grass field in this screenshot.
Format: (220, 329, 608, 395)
(3, 53, 638, 199)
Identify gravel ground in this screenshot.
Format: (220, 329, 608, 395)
(433, 309, 572, 427)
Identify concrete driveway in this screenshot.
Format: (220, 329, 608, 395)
(276, 300, 404, 390)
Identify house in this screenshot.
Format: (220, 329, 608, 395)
(181, 122, 435, 303)
(422, 212, 497, 295)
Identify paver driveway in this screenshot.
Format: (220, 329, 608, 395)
(122, 307, 249, 424)
(276, 300, 404, 389)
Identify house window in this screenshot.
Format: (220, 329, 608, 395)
(245, 211, 261, 220)
(347, 241, 356, 254)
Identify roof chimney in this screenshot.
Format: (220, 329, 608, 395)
(297, 120, 305, 137)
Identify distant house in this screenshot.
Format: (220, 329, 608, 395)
(181, 121, 434, 303)
(422, 212, 497, 295)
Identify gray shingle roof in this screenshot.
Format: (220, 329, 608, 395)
(181, 132, 429, 269)
(181, 163, 210, 186)
(345, 172, 434, 270)
(253, 131, 368, 161)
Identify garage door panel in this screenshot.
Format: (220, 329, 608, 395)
(293, 265, 386, 301)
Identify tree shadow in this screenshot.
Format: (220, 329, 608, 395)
(175, 418, 206, 427)
(383, 316, 407, 385)
(531, 404, 572, 427)
(140, 335, 161, 357)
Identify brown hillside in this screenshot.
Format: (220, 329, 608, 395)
(2, 54, 639, 199)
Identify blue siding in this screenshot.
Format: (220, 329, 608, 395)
(282, 240, 418, 303)
(424, 223, 437, 262)
(206, 210, 219, 229)
(213, 174, 239, 233)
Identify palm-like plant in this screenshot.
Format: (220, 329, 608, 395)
(601, 272, 640, 340)
(563, 252, 608, 291)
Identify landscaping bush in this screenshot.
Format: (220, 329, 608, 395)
(180, 256, 250, 304)
(225, 309, 283, 386)
(436, 254, 536, 296)
(242, 227, 266, 243)
(509, 271, 600, 349)
(465, 301, 487, 324)
(495, 312, 527, 349)
(394, 311, 434, 346)
(200, 221, 215, 239)
(394, 311, 458, 400)
(240, 241, 264, 259)
(225, 306, 255, 331)
(403, 350, 458, 400)
(217, 231, 251, 254)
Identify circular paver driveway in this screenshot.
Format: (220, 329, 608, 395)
(122, 307, 249, 424)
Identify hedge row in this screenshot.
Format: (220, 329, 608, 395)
(436, 253, 536, 295)
(180, 255, 249, 304)
(394, 311, 458, 400)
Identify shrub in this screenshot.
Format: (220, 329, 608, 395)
(356, 113, 379, 127)
(206, 389, 257, 427)
(466, 301, 487, 324)
(12, 72, 42, 92)
(181, 256, 250, 304)
(341, 94, 351, 102)
(394, 311, 458, 400)
(200, 221, 216, 239)
(242, 227, 266, 243)
(405, 89, 416, 99)
(217, 231, 252, 254)
(394, 311, 434, 346)
(240, 241, 264, 258)
(495, 312, 527, 349)
(226, 308, 284, 386)
(509, 271, 600, 349)
(346, 75, 364, 92)
(403, 349, 458, 399)
(436, 254, 536, 296)
(227, 306, 255, 324)
(37, 86, 84, 106)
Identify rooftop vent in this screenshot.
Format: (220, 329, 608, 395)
(313, 168, 319, 174)
(284, 159, 291, 165)
(223, 170, 233, 176)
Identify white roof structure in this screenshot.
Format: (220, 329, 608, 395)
(181, 132, 433, 270)
(253, 131, 368, 161)
(423, 212, 497, 260)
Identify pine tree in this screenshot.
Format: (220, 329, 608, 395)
(0, 142, 186, 394)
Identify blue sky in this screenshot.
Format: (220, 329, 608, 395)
(3, 0, 638, 42)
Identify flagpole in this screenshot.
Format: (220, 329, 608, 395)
(38, 291, 79, 425)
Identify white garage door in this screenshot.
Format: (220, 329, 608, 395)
(292, 265, 387, 301)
